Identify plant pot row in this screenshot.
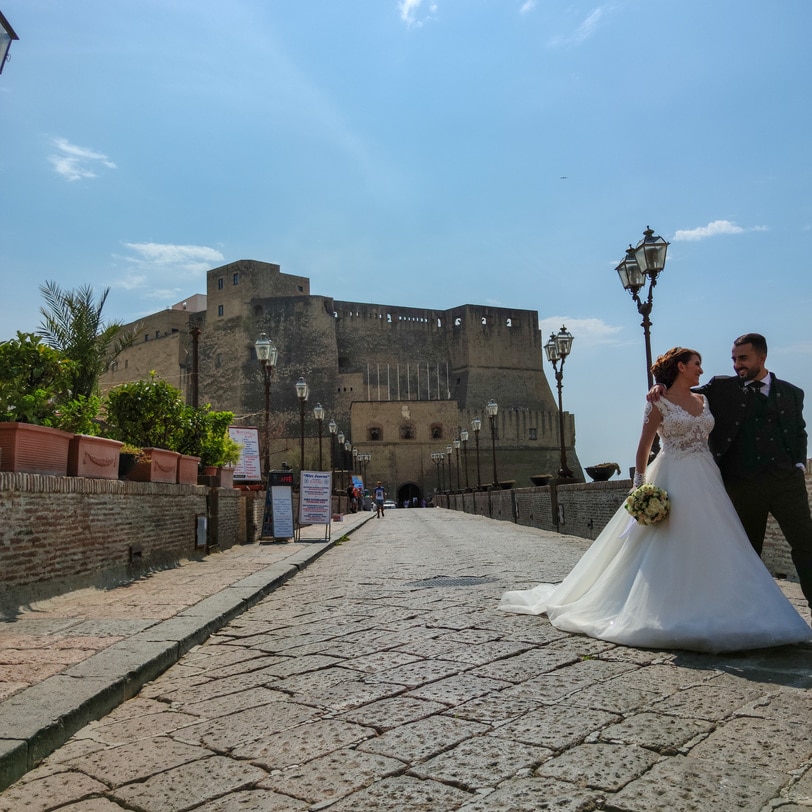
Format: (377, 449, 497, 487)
(0, 422, 207, 484)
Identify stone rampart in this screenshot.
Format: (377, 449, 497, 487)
(437, 475, 812, 585)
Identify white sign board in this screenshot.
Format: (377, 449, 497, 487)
(299, 470, 333, 525)
(229, 426, 262, 481)
(271, 486, 295, 537)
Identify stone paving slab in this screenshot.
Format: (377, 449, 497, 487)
(0, 507, 811, 810)
(0, 511, 373, 791)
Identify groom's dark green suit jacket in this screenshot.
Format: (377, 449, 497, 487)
(695, 373, 808, 480)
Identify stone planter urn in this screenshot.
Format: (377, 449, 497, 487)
(0, 423, 73, 476)
(68, 435, 124, 479)
(585, 463, 621, 482)
(530, 474, 554, 486)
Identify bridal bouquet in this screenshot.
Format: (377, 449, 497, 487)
(624, 483, 670, 526)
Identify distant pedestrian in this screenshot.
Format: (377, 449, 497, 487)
(374, 481, 386, 517)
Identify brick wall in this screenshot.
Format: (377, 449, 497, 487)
(0, 473, 244, 613)
(438, 475, 812, 585)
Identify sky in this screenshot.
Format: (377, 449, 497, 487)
(2, 0, 812, 475)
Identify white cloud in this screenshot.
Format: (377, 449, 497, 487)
(548, 7, 604, 47)
(48, 137, 116, 181)
(539, 316, 623, 349)
(111, 243, 226, 297)
(519, 0, 536, 14)
(121, 242, 225, 271)
(398, 0, 438, 28)
(672, 220, 766, 241)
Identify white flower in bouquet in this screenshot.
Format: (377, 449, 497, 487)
(624, 483, 671, 526)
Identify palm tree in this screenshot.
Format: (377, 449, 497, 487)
(37, 281, 133, 399)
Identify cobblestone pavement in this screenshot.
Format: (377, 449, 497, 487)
(1, 508, 811, 811)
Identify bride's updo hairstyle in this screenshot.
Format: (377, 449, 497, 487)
(651, 347, 701, 388)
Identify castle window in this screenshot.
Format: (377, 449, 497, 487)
(218, 304, 224, 317)
(254, 305, 263, 316)
(233, 272, 239, 285)
(454, 317, 461, 326)
(481, 317, 487, 325)
(218, 278, 224, 290)
(369, 427, 383, 441)
(431, 423, 443, 440)
(124, 359, 128, 369)
(506, 318, 513, 327)
(298, 285, 304, 292)
(529, 427, 537, 440)
(400, 425, 415, 440)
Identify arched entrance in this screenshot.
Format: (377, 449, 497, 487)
(397, 482, 422, 507)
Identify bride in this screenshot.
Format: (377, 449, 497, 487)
(499, 347, 811, 653)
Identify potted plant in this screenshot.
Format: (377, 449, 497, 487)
(118, 443, 148, 479)
(585, 462, 621, 482)
(0, 332, 74, 475)
(104, 374, 188, 483)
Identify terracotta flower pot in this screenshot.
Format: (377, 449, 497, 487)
(128, 447, 181, 483)
(0, 422, 72, 476)
(177, 454, 201, 485)
(201, 465, 234, 488)
(68, 435, 124, 479)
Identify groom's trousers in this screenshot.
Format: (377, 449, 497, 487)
(726, 468, 812, 610)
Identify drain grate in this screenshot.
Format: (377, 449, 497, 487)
(407, 575, 498, 589)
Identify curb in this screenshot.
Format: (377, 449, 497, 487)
(0, 514, 374, 791)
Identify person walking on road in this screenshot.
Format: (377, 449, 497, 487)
(374, 481, 386, 517)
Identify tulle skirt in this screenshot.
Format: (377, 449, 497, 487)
(499, 448, 811, 653)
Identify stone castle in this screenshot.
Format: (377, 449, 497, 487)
(100, 260, 582, 504)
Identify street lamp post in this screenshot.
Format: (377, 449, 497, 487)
(544, 326, 575, 479)
(188, 322, 201, 408)
(328, 418, 337, 483)
(295, 376, 309, 477)
(486, 400, 499, 488)
(446, 444, 453, 493)
(431, 452, 441, 493)
(472, 417, 482, 490)
(460, 429, 470, 490)
(453, 438, 461, 491)
(616, 225, 670, 390)
(344, 440, 352, 489)
(313, 403, 325, 471)
(254, 333, 278, 480)
(337, 431, 345, 490)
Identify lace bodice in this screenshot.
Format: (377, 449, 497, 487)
(644, 396, 715, 460)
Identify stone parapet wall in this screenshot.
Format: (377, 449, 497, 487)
(437, 475, 812, 584)
(0, 473, 244, 613)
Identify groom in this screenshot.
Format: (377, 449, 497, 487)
(653, 333, 812, 611)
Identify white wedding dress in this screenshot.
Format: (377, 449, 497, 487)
(499, 397, 812, 653)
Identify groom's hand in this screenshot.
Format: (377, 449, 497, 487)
(646, 384, 666, 403)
